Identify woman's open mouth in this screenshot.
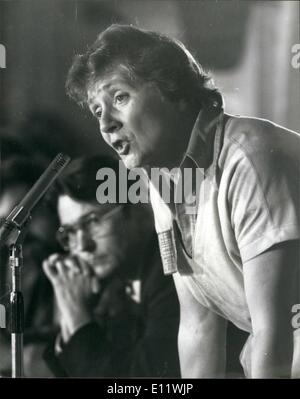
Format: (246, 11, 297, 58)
(113, 140, 130, 156)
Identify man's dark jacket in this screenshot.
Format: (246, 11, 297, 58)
(44, 233, 180, 378)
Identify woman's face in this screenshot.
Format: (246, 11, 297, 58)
(87, 67, 190, 170)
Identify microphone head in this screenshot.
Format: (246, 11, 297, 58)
(0, 153, 72, 248)
(51, 153, 71, 173)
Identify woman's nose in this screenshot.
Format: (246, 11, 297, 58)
(100, 107, 122, 134)
(76, 229, 96, 253)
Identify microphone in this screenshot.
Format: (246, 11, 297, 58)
(0, 153, 71, 248)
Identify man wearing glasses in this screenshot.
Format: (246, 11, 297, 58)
(42, 155, 180, 378)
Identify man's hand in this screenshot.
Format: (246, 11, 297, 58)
(43, 254, 100, 342)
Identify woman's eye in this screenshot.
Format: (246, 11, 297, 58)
(85, 215, 100, 226)
(95, 109, 102, 118)
(115, 93, 128, 104)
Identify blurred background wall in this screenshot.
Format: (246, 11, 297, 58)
(0, 0, 299, 161)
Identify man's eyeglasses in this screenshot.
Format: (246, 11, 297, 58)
(56, 205, 125, 251)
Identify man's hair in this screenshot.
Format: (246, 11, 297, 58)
(66, 24, 222, 111)
(58, 154, 122, 203)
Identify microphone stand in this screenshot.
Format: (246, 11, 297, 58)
(9, 221, 29, 378)
(0, 153, 71, 377)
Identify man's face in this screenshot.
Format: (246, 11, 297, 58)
(58, 195, 128, 279)
(87, 67, 189, 169)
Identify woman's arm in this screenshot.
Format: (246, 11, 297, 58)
(243, 240, 299, 378)
(173, 273, 227, 378)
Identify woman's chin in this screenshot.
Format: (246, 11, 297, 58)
(121, 150, 148, 170)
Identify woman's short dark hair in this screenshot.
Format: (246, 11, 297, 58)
(66, 24, 222, 111)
